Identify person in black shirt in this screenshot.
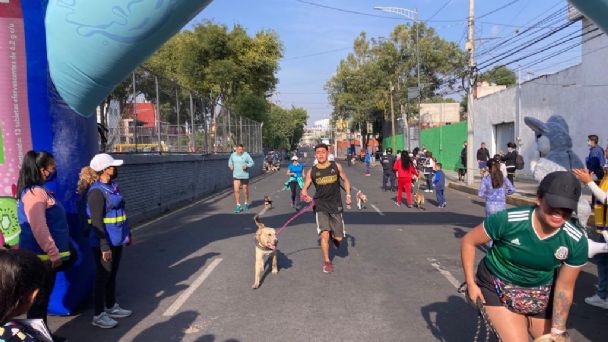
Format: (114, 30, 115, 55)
(301, 144, 352, 274)
(477, 142, 491, 176)
(380, 148, 396, 191)
(502, 142, 518, 185)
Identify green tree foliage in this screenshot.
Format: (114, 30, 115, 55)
(263, 105, 308, 150)
(145, 21, 283, 121)
(479, 65, 516, 86)
(326, 23, 466, 145)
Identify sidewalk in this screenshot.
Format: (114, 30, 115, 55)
(444, 170, 595, 225)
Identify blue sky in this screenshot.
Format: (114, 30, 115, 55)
(190, 0, 582, 125)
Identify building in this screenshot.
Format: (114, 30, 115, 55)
(472, 13, 607, 177)
(419, 102, 461, 128)
(475, 81, 508, 98)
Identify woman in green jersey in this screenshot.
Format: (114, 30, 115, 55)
(461, 171, 588, 341)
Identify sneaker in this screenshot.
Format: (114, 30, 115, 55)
(407, 204, 412, 208)
(585, 294, 608, 309)
(92, 312, 118, 329)
(52, 335, 69, 342)
(233, 204, 241, 213)
(243, 203, 250, 212)
(323, 262, 333, 273)
(106, 303, 132, 318)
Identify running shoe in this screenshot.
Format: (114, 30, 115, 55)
(234, 204, 242, 213)
(323, 262, 333, 273)
(92, 312, 118, 329)
(585, 294, 608, 309)
(105, 303, 132, 318)
(243, 203, 250, 212)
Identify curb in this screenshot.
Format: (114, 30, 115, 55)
(447, 181, 596, 226)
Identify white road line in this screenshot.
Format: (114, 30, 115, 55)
(370, 204, 385, 216)
(351, 186, 359, 192)
(427, 258, 462, 291)
(163, 258, 223, 317)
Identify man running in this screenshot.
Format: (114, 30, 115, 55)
(228, 144, 255, 213)
(301, 143, 351, 273)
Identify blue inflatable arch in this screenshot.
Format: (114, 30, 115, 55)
(0, 0, 211, 315)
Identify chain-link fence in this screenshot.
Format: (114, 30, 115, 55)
(98, 66, 262, 154)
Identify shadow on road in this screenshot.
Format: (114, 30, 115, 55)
(420, 295, 480, 342)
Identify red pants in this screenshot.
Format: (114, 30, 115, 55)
(396, 177, 412, 205)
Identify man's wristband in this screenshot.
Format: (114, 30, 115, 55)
(550, 327, 565, 336)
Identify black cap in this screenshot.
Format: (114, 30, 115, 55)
(538, 171, 581, 211)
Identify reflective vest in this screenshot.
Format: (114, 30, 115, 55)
(87, 181, 130, 246)
(18, 187, 71, 261)
(594, 176, 608, 232)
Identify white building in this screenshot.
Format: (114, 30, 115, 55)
(472, 14, 607, 177)
(419, 102, 461, 128)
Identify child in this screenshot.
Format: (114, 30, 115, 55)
(433, 163, 446, 208)
(478, 159, 515, 217)
(0, 249, 53, 341)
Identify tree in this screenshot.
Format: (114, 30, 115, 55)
(326, 23, 466, 146)
(263, 105, 308, 150)
(479, 65, 516, 87)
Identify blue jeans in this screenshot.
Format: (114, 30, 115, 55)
(595, 232, 608, 299)
(436, 189, 445, 205)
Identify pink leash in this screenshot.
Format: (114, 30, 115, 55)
(276, 200, 315, 235)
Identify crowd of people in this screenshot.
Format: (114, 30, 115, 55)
(1, 151, 131, 341)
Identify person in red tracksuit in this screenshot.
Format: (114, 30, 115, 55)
(393, 151, 418, 207)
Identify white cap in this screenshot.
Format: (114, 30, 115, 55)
(90, 153, 123, 171)
(291, 156, 299, 161)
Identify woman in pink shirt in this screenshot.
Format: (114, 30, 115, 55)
(16, 151, 71, 342)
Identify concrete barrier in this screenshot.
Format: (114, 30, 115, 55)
(115, 153, 264, 224)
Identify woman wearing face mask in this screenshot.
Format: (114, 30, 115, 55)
(16, 151, 70, 342)
(86, 154, 132, 329)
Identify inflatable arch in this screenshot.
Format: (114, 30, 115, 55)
(0, 0, 212, 314)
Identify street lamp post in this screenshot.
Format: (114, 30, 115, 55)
(374, 6, 421, 151)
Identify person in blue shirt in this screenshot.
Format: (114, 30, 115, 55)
(364, 150, 371, 176)
(285, 156, 305, 209)
(586, 134, 605, 181)
(228, 144, 255, 213)
(433, 163, 446, 208)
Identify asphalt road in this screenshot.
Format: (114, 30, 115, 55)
(48, 157, 606, 341)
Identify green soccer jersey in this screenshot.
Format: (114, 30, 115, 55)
(483, 206, 588, 287)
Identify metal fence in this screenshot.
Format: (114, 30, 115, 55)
(99, 67, 263, 154)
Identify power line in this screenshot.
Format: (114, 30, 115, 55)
(476, 18, 578, 70)
(477, 0, 523, 20)
(424, 0, 453, 23)
(283, 47, 351, 60)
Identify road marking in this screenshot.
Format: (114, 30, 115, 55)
(427, 258, 462, 290)
(370, 204, 385, 216)
(351, 186, 359, 192)
(163, 258, 223, 317)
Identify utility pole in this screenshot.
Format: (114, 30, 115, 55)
(465, 0, 475, 185)
(389, 80, 396, 150)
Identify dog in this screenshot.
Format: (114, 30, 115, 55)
(252, 215, 278, 289)
(413, 191, 426, 210)
(356, 190, 367, 210)
(263, 195, 273, 210)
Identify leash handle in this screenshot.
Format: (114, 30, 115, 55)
(276, 200, 315, 235)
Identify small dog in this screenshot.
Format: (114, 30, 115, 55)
(413, 191, 426, 210)
(356, 190, 367, 210)
(263, 195, 273, 210)
(252, 215, 278, 289)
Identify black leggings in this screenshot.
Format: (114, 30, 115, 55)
(93, 246, 123, 315)
(290, 181, 300, 205)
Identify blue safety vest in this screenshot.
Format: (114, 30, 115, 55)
(87, 181, 130, 247)
(18, 187, 71, 261)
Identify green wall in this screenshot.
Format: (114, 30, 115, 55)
(420, 122, 467, 171)
(382, 134, 405, 152)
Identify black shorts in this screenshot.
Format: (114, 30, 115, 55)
(475, 260, 553, 319)
(233, 178, 249, 185)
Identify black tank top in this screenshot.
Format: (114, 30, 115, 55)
(311, 161, 342, 213)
